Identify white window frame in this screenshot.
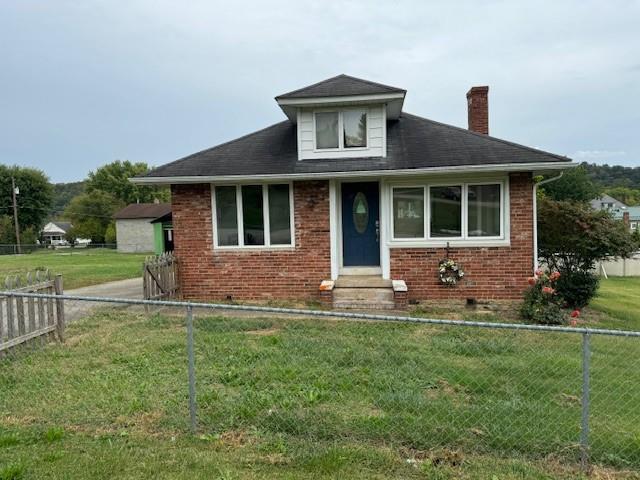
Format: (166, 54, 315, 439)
(389, 179, 507, 246)
(464, 181, 505, 241)
(427, 183, 465, 240)
(313, 108, 369, 152)
(390, 185, 427, 241)
(211, 182, 295, 250)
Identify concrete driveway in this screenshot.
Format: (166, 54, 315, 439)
(64, 277, 142, 322)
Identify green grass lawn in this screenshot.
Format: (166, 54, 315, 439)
(0, 249, 147, 290)
(1, 303, 640, 479)
(590, 277, 640, 328)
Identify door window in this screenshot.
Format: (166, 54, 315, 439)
(353, 192, 369, 234)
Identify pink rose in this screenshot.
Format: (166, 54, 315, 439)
(535, 269, 544, 277)
(570, 309, 580, 318)
(542, 286, 555, 294)
(549, 272, 561, 282)
(527, 277, 537, 286)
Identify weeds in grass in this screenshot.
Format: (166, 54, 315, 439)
(0, 463, 25, 480)
(44, 427, 64, 443)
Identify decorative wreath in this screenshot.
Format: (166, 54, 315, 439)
(438, 258, 464, 286)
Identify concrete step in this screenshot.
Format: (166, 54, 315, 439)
(332, 286, 395, 309)
(333, 301, 396, 310)
(334, 275, 393, 288)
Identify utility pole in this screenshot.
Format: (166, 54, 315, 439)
(11, 176, 21, 254)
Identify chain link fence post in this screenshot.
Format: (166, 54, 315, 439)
(186, 305, 197, 433)
(580, 331, 591, 471)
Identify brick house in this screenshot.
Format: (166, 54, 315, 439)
(133, 75, 574, 308)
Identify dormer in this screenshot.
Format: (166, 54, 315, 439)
(275, 74, 406, 160)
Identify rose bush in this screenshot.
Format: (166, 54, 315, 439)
(520, 270, 567, 325)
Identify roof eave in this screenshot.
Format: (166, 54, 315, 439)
(276, 92, 406, 122)
(130, 161, 577, 186)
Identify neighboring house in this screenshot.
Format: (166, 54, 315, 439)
(113, 203, 172, 253)
(132, 74, 574, 308)
(590, 194, 628, 211)
(41, 221, 72, 245)
(589, 194, 639, 232)
(613, 206, 640, 232)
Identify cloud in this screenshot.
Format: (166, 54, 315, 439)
(0, 0, 639, 181)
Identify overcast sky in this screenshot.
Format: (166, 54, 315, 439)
(1, 1, 639, 183)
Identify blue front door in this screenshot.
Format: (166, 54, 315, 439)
(341, 182, 380, 267)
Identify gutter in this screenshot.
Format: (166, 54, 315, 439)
(532, 171, 564, 273)
(130, 161, 578, 185)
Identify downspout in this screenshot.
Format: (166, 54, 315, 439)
(533, 171, 564, 273)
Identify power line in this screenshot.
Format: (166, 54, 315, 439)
(0, 204, 116, 219)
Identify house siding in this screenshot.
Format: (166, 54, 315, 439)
(389, 172, 534, 301)
(171, 181, 331, 301)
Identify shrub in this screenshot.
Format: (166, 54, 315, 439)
(555, 270, 599, 309)
(104, 222, 117, 244)
(520, 270, 567, 325)
(538, 198, 638, 307)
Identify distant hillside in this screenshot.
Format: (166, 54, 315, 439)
(52, 181, 85, 216)
(583, 162, 640, 189)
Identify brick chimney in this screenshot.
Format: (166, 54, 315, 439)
(466, 86, 489, 135)
(623, 211, 630, 228)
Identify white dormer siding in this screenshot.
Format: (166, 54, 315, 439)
(297, 104, 386, 160)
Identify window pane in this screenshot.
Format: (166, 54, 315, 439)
(268, 184, 291, 245)
(315, 112, 339, 149)
(343, 110, 367, 148)
(242, 185, 264, 245)
(430, 186, 462, 237)
(215, 186, 238, 246)
(393, 188, 424, 238)
(468, 184, 501, 237)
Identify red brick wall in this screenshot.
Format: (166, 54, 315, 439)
(390, 172, 534, 301)
(172, 174, 534, 303)
(171, 181, 331, 301)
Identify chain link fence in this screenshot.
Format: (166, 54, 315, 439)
(2, 291, 640, 474)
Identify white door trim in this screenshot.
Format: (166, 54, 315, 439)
(333, 179, 388, 278)
(380, 179, 391, 279)
(329, 180, 339, 280)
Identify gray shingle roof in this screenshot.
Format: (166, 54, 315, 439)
(114, 203, 171, 219)
(53, 222, 71, 232)
(140, 112, 570, 179)
(276, 74, 405, 99)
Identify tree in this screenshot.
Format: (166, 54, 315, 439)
(537, 198, 639, 307)
(584, 162, 640, 189)
(104, 222, 117, 244)
(540, 165, 601, 203)
(0, 164, 53, 232)
(0, 215, 15, 243)
(52, 181, 86, 213)
(64, 191, 123, 243)
(604, 186, 640, 206)
(86, 160, 169, 205)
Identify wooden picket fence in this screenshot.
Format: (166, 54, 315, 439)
(143, 252, 180, 302)
(0, 270, 65, 354)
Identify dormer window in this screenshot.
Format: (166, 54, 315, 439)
(314, 109, 367, 150)
(315, 112, 339, 149)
